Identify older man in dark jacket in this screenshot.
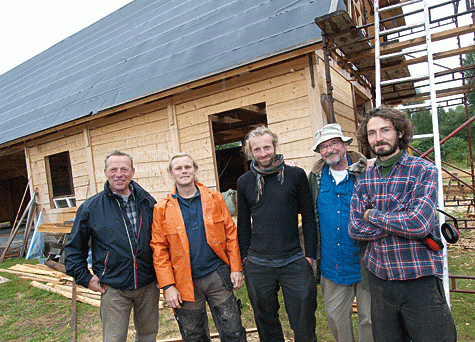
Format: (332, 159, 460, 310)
(65, 150, 158, 342)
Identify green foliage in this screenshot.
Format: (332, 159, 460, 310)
(409, 108, 433, 135)
(408, 51, 475, 166)
(463, 51, 475, 108)
(441, 137, 470, 165)
(410, 105, 475, 166)
(215, 142, 242, 150)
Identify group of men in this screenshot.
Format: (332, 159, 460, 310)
(65, 106, 456, 342)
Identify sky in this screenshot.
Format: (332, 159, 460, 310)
(0, 0, 132, 76)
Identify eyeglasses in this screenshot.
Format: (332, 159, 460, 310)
(319, 140, 341, 152)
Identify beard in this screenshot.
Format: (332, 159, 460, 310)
(370, 138, 400, 157)
(325, 153, 341, 166)
(323, 152, 343, 166)
(255, 153, 275, 168)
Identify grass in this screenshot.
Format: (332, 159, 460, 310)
(1, 232, 474, 341)
(447, 228, 475, 342)
(0, 258, 81, 342)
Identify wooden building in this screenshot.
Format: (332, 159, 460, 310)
(0, 0, 376, 225)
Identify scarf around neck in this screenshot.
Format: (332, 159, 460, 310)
(250, 154, 285, 202)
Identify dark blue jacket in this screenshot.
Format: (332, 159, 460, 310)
(65, 180, 157, 290)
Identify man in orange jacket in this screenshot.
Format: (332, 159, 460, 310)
(151, 152, 246, 342)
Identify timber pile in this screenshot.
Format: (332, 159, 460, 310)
(0, 263, 101, 307)
(0, 263, 166, 308)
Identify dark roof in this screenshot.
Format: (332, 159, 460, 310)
(0, 0, 344, 146)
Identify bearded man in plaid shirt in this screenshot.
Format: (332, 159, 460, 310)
(349, 107, 456, 342)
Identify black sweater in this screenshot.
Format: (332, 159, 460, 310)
(237, 165, 317, 260)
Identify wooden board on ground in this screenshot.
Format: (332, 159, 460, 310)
(5, 263, 166, 309)
(37, 222, 73, 234)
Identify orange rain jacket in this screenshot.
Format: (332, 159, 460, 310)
(150, 182, 242, 302)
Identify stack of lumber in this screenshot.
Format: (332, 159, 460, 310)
(37, 222, 73, 234)
(0, 263, 166, 308)
(0, 263, 101, 307)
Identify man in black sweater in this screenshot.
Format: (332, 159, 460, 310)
(237, 126, 318, 342)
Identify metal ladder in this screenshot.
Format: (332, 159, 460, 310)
(373, 0, 450, 304)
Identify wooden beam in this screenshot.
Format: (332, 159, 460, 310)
(167, 98, 181, 155)
(320, 94, 333, 124)
(391, 85, 473, 105)
(30, 281, 101, 307)
(434, 63, 475, 78)
(37, 222, 73, 234)
(346, 23, 475, 62)
(358, 45, 475, 75)
(305, 52, 326, 139)
(83, 127, 97, 198)
(24, 145, 34, 201)
(208, 116, 220, 191)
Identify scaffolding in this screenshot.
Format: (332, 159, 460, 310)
(315, 0, 475, 298)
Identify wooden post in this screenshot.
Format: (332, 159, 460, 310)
(167, 98, 181, 154)
(19, 202, 37, 257)
(305, 52, 326, 141)
(83, 127, 97, 198)
(71, 280, 77, 342)
(321, 32, 335, 123)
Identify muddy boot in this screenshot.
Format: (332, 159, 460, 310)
(210, 295, 247, 342)
(175, 308, 211, 342)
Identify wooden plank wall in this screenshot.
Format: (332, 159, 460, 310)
(24, 49, 367, 222)
(174, 55, 324, 179)
(27, 132, 86, 223)
(88, 106, 171, 199)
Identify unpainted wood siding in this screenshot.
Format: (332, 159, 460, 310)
(25, 51, 364, 222)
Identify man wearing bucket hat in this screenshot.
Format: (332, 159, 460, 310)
(308, 123, 373, 342)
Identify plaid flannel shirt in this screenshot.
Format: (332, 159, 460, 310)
(349, 152, 443, 280)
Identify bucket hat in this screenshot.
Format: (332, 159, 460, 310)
(311, 123, 353, 152)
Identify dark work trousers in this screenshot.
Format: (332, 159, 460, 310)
(369, 273, 457, 342)
(175, 269, 246, 342)
(243, 257, 317, 342)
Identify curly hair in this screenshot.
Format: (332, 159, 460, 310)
(356, 106, 414, 151)
(242, 125, 278, 159)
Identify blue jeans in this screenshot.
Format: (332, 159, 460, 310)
(369, 273, 456, 342)
(243, 257, 317, 342)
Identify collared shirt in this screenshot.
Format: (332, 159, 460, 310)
(349, 152, 443, 280)
(376, 150, 404, 178)
(120, 193, 138, 235)
(318, 160, 360, 285)
(174, 188, 223, 279)
(112, 185, 138, 249)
